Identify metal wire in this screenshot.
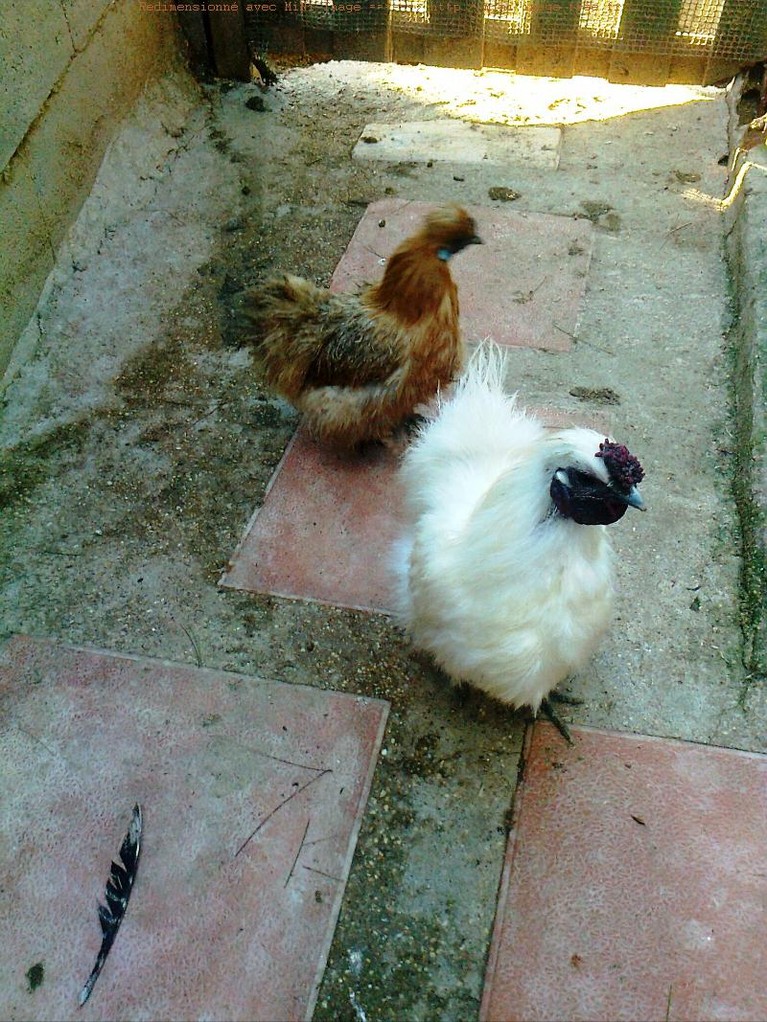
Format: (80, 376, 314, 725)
(246, 0, 767, 71)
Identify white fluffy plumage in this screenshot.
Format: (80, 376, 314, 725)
(393, 341, 645, 715)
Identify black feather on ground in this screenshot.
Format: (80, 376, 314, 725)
(79, 804, 143, 1007)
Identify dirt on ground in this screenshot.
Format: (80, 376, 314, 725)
(1, 59, 764, 1020)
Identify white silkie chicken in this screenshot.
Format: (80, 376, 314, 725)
(393, 342, 646, 741)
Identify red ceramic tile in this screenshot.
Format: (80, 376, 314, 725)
(0, 635, 388, 1022)
(220, 427, 403, 613)
(221, 410, 606, 611)
(330, 199, 594, 351)
(481, 723, 767, 1022)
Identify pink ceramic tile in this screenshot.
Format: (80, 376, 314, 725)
(220, 426, 404, 613)
(330, 199, 594, 351)
(481, 723, 767, 1022)
(0, 635, 388, 1022)
(221, 410, 607, 611)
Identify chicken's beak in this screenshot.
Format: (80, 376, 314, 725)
(470, 235, 483, 245)
(625, 485, 646, 511)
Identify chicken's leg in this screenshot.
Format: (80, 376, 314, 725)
(548, 690, 584, 706)
(540, 697, 575, 745)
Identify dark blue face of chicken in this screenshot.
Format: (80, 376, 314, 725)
(550, 441, 645, 526)
(437, 234, 483, 261)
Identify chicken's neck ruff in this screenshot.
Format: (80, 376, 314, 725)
(368, 248, 456, 326)
(359, 206, 481, 329)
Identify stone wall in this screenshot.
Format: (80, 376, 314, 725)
(0, 1, 186, 377)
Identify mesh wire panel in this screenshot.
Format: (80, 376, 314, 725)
(577, 1, 625, 44)
(675, 0, 724, 50)
(483, 0, 529, 41)
(301, 0, 332, 31)
(390, 0, 429, 33)
(246, 0, 767, 70)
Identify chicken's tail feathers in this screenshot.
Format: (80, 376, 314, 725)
(423, 338, 524, 447)
(457, 339, 511, 400)
(399, 338, 543, 522)
(243, 274, 322, 317)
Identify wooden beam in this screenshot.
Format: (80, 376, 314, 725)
(208, 7, 251, 81)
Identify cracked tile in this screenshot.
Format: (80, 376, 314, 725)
(0, 635, 388, 1022)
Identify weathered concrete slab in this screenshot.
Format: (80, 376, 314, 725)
(352, 120, 562, 168)
(0, 0, 73, 172)
(0, 3, 186, 379)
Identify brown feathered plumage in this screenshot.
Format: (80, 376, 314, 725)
(240, 205, 482, 447)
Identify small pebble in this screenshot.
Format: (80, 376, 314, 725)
(378, 219, 386, 228)
(245, 96, 266, 112)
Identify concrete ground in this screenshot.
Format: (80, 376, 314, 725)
(1, 59, 765, 1020)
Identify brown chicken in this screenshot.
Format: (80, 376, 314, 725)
(240, 205, 482, 447)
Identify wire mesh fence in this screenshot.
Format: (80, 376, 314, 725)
(244, 0, 767, 81)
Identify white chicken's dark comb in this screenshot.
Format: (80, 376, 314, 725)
(596, 440, 644, 491)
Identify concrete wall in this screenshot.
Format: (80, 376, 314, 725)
(0, 0, 186, 377)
